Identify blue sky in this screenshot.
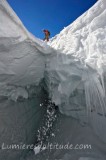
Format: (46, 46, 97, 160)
(7, 0, 97, 39)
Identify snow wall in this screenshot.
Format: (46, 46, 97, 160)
(0, 0, 106, 159)
(49, 0, 106, 117)
(0, 0, 49, 159)
(1, 0, 106, 118)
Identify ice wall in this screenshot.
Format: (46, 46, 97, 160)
(0, 1, 50, 159)
(0, 0, 106, 121)
(0, 0, 106, 159)
(48, 0, 106, 118)
(0, 0, 106, 119)
(0, 0, 53, 100)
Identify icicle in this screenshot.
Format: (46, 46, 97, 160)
(84, 70, 106, 116)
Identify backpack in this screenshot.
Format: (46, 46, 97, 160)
(48, 31, 50, 36)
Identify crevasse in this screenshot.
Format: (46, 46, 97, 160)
(0, 0, 106, 116)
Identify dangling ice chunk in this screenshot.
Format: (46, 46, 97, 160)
(10, 87, 28, 101)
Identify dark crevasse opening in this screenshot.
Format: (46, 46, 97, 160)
(0, 78, 53, 160)
(24, 81, 106, 160)
(25, 78, 59, 158)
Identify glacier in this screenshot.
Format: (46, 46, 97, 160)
(0, 0, 106, 160)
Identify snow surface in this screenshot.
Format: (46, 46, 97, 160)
(1, 0, 106, 114)
(0, 0, 106, 159)
(49, 0, 106, 117)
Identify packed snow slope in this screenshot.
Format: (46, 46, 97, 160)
(0, 0, 106, 116)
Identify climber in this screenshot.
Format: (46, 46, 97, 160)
(43, 29, 50, 41)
